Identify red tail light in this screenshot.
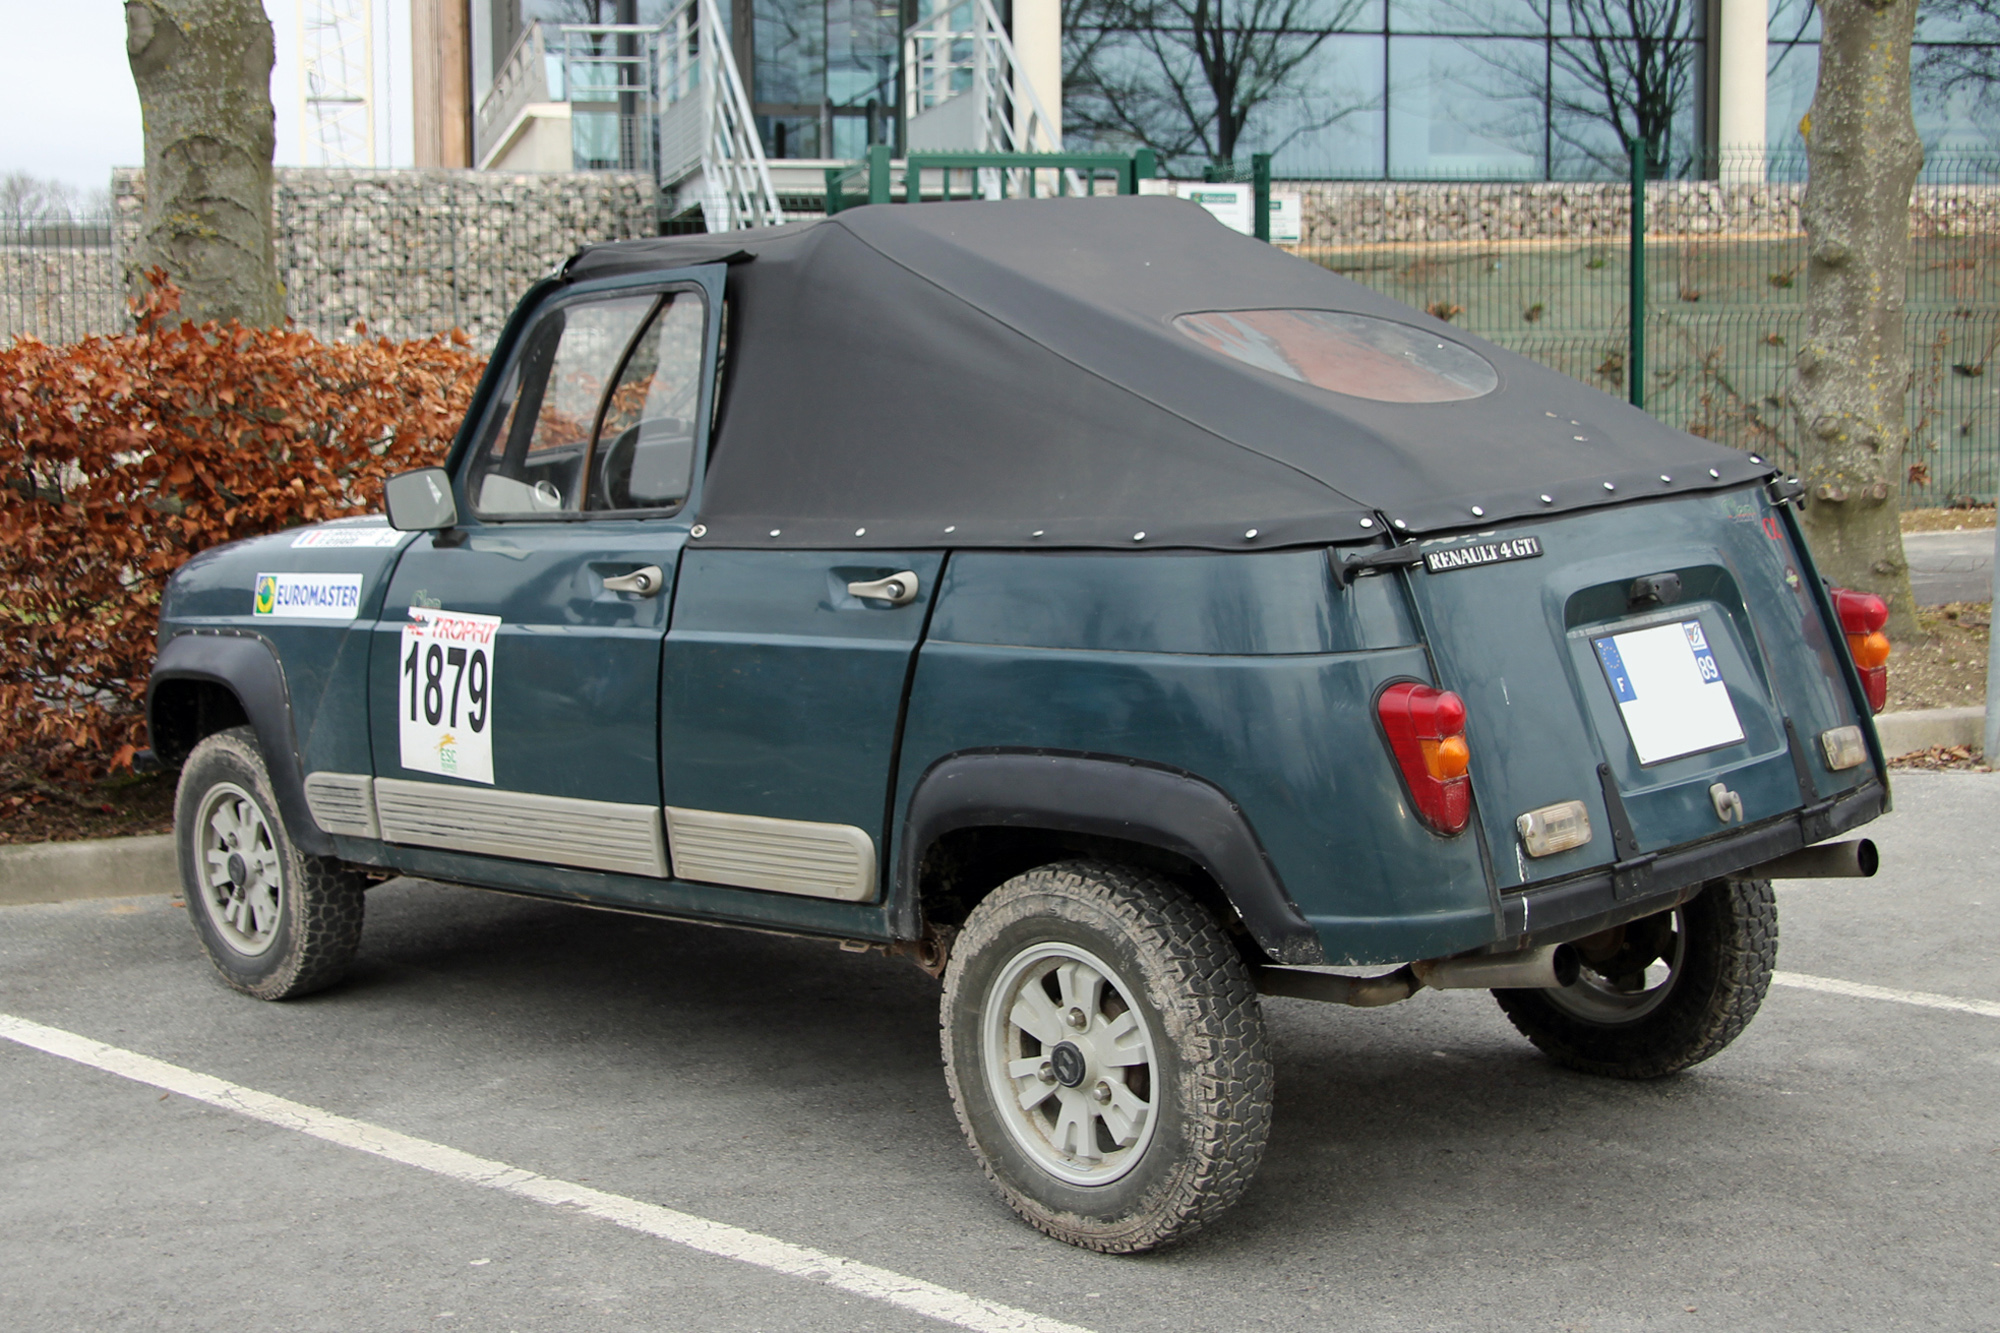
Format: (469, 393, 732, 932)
(1377, 682, 1472, 835)
(1829, 587, 1890, 714)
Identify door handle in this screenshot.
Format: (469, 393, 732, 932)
(602, 565, 665, 597)
(846, 571, 920, 606)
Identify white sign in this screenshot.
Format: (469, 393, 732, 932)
(1269, 191, 1302, 244)
(398, 609, 500, 785)
(292, 527, 406, 549)
(1594, 619, 1745, 766)
(253, 573, 363, 620)
(1176, 183, 1255, 235)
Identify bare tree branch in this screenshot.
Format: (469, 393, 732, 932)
(1063, 0, 1374, 169)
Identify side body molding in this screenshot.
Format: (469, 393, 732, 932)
(146, 630, 335, 856)
(898, 751, 1326, 965)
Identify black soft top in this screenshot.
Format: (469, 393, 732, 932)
(565, 196, 1767, 550)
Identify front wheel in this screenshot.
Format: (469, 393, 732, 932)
(940, 861, 1272, 1253)
(175, 726, 367, 1000)
(1495, 878, 1777, 1079)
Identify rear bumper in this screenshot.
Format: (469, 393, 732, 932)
(1497, 778, 1887, 951)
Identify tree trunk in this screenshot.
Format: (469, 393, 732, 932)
(124, 0, 282, 328)
(1790, 0, 1924, 639)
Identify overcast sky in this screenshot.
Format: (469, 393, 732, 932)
(4, 1, 416, 200)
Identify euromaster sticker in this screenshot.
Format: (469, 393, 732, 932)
(398, 608, 500, 785)
(291, 527, 406, 549)
(252, 573, 364, 619)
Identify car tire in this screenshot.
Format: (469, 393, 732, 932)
(1493, 877, 1777, 1079)
(939, 859, 1272, 1253)
(175, 726, 367, 1000)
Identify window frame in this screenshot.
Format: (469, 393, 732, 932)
(457, 272, 719, 526)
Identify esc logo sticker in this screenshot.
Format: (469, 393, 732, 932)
(398, 609, 499, 785)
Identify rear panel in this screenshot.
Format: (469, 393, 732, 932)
(1398, 485, 1880, 894)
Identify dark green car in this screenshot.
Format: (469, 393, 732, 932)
(147, 197, 1889, 1253)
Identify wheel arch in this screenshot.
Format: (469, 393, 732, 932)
(147, 631, 335, 856)
(894, 750, 1326, 965)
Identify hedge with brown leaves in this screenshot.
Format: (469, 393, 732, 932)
(1, 278, 486, 780)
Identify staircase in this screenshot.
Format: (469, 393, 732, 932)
(473, 4, 783, 232)
(904, 0, 1061, 157)
(656, 0, 785, 230)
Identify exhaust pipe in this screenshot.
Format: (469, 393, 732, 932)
(1257, 965, 1420, 1008)
(1260, 945, 1581, 1006)
(1412, 943, 1580, 991)
(1736, 838, 1878, 881)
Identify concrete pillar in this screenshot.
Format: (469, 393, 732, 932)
(1012, 0, 1062, 152)
(414, 0, 474, 168)
(1715, 0, 1766, 181)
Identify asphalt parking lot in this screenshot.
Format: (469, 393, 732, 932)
(1905, 529, 1996, 605)
(5, 772, 1999, 1332)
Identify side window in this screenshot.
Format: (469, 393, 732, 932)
(590, 291, 707, 512)
(466, 295, 657, 518)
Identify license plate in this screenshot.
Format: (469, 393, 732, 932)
(1593, 619, 1745, 766)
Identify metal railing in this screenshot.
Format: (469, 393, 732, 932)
(672, 0, 784, 230)
(1192, 146, 2000, 505)
(470, 7, 782, 231)
(824, 147, 1135, 212)
(473, 23, 548, 168)
(903, 0, 1061, 157)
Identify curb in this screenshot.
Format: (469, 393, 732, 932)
(1876, 706, 1985, 755)
(0, 834, 178, 907)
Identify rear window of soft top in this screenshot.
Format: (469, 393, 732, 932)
(1174, 309, 1498, 403)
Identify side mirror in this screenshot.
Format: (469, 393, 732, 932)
(385, 467, 459, 532)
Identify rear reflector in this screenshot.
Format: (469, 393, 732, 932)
(1377, 682, 1472, 835)
(1516, 801, 1593, 858)
(1819, 725, 1868, 771)
(1829, 587, 1891, 714)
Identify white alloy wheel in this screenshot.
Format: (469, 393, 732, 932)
(982, 942, 1160, 1186)
(175, 726, 368, 999)
(941, 860, 1272, 1252)
(193, 780, 285, 956)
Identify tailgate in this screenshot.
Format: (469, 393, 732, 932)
(1397, 486, 1879, 891)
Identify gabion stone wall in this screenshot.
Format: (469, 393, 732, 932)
(0, 223, 123, 347)
(1288, 179, 2000, 247)
(113, 168, 658, 348)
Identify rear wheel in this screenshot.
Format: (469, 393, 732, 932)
(1494, 878, 1777, 1079)
(940, 860, 1271, 1253)
(175, 727, 366, 1000)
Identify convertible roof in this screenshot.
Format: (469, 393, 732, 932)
(565, 197, 1769, 550)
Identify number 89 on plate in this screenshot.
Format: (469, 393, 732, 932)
(398, 609, 500, 785)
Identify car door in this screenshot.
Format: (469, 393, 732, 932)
(368, 267, 722, 885)
(659, 547, 944, 905)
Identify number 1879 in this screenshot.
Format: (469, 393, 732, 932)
(404, 641, 489, 731)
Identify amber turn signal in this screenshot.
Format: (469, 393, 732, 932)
(1847, 630, 1891, 671)
(1421, 734, 1471, 780)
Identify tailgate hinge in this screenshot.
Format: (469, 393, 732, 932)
(1331, 542, 1425, 589)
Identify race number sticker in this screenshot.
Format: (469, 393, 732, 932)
(291, 527, 405, 549)
(398, 609, 499, 784)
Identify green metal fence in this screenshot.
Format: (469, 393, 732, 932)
(1194, 146, 2000, 505)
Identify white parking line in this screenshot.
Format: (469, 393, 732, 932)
(0, 1012, 1094, 1333)
(1772, 971, 2000, 1019)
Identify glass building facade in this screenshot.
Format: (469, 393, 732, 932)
(1767, 0, 2000, 156)
(471, 1, 2000, 178)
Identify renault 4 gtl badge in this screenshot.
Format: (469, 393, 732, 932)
(1423, 536, 1544, 574)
